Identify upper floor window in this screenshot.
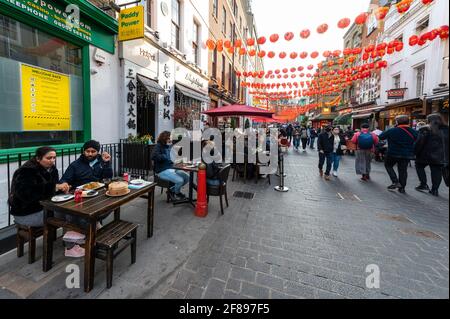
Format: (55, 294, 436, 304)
(146, 0, 153, 29)
(222, 7, 227, 35)
(415, 65, 426, 97)
(393, 74, 401, 89)
(416, 16, 429, 34)
(193, 21, 200, 65)
(212, 0, 218, 18)
(171, 0, 181, 50)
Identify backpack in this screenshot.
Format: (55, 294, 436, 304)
(358, 132, 374, 150)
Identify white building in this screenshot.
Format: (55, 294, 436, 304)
(117, 0, 210, 140)
(379, 0, 449, 127)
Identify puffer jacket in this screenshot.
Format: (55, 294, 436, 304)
(415, 125, 449, 165)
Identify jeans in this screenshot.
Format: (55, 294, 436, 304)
(158, 169, 190, 194)
(331, 153, 341, 172)
(13, 210, 44, 227)
(293, 137, 300, 149)
(416, 162, 443, 190)
(207, 179, 221, 186)
(319, 152, 333, 176)
(310, 137, 316, 149)
(385, 156, 410, 188)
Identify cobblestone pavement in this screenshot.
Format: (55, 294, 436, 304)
(0, 148, 448, 299)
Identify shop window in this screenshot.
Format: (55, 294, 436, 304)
(0, 13, 83, 149)
(415, 64, 426, 97)
(174, 91, 202, 130)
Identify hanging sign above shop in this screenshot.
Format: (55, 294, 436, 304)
(387, 88, 407, 99)
(118, 5, 144, 42)
(0, 0, 116, 53)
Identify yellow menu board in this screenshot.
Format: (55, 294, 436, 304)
(21, 64, 71, 131)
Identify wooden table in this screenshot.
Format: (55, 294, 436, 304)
(40, 182, 156, 293)
(173, 163, 199, 207)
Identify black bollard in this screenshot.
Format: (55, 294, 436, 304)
(274, 153, 289, 192)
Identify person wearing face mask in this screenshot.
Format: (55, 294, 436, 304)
(59, 140, 112, 189)
(9, 147, 69, 227)
(317, 126, 334, 180)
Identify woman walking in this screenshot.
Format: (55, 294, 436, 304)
(331, 127, 347, 177)
(351, 124, 379, 181)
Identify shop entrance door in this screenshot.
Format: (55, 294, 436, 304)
(137, 81, 157, 139)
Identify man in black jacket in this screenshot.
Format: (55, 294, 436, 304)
(60, 140, 113, 189)
(317, 126, 334, 180)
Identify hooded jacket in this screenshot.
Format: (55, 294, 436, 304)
(9, 159, 59, 216)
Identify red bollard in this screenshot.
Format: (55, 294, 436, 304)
(195, 163, 208, 217)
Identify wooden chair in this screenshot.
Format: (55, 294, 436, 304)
(16, 224, 44, 264)
(207, 165, 231, 215)
(95, 220, 138, 289)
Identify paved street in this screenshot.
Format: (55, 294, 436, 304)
(0, 148, 448, 299)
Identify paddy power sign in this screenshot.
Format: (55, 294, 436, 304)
(118, 6, 144, 41)
(0, 0, 115, 53)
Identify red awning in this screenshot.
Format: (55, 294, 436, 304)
(250, 116, 277, 123)
(202, 105, 274, 118)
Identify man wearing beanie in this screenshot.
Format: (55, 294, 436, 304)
(59, 139, 112, 189)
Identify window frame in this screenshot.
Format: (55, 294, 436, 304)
(192, 20, 200, 66)
(222, 6, 227, 35)
(415, 64, 426, 97)
(171, 0, 181, 50)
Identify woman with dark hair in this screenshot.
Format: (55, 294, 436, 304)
(414, 113, 449, 196)
(351, 123, 379, 181)
(9, 147, 69, 227)
(152, 131, 189, 199)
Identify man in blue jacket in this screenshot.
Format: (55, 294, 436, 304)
(60, 140, 113, 189)
(379, 115, 418, 194)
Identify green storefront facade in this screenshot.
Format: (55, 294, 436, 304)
(0, 0, 117, 156)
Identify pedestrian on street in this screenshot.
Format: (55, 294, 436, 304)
(317, 125, 334, 181)
(293, 126, 301, 151)
(286, 124, 294, 144)
(379, 115, 418, 194)
(300, 125, 309, 152)
(352, 123, 379, 182)
(309, 127, 318, 149)
(414, 113, 449, 197)
(331, 127, 347, 177)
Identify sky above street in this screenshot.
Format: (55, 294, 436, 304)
(252, 0, 371, 75)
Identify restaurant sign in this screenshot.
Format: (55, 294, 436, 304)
(118, 5, 144, 41)
(387, 88, 407, 99)
(0, 0, 115, 53)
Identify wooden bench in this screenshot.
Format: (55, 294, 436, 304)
(95, 220, 138, 289)
(16, 224, 43, 264)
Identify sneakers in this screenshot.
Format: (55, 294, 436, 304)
(319, 169, 324, 177)
(429, 189, 439, 197)
(332, 171, 338, 177)
(415, 184, 430, 192)
(398, 187, 406, 194)
(63, 231, 85, 242)
(387, 183, 401, 190)
(361, 175, 369, 182)
(65, 245, 85, 258)
(324, 175, 331, 181)
(175, 192, 186, 200)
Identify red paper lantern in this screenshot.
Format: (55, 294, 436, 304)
(246, 38, 255, 46)
(409, 35, 419, 46)
(375, 7, 389, 21)
(279, 52, 287, 59)
(317, 24, 329, 34)
(333, 50, 342, 57)
(268, 51, 276, 58)
(395, 43, 404, 52)
(439, 25, 449, 39)
(275, 69, 280, 74)
(362, 53, 369, 61)
(300, 51, 308, 59)
(283, 68, 288, 73)
(377, 43, 387, 51)
(298, 66, 304, 71)
(365, 44, 375, 53)
(257, 37, 266, 45)
(239, 48, 246, 55)
(310, 51, 319, 59)
(422, 0, 433, 5)
(343, 48, 352, 56)
(234, 39, 242, 48)
(270, 34, 279, 43)
(429, 29, 440, 41)
(352, 47, 362, 55)
(290, 67, 297, 73)
(224, 40, 232, 49)
(206, 39, 216, 50)
(307, 65, 314, 70)
(227, 47, 234, 54)
(396, 0, 413, 14)
(284, 32, 294, 41)
(387, 48, 395, 55)
(323, 50, 331, 58)
(249, 49, 256, 57)
(300, 29, 311, 39)
(258, 50, 266, 58)
(289, 52, 298, 59)
(355, 13, 369, 25)
(338, 18, 351, 29)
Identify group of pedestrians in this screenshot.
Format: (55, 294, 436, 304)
(313, 113, 448, 197)
(282, 124, 318, 152)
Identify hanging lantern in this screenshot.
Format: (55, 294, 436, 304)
(300, 29, 311, 39)
(310, 51, 319, 59)
(439, 25, 449, 39)
(246, 38, 255, 46)
(234, 39, 242, 48)
(338, 18, 351, 29)
(376, 43, 387, 51)
(343, 48, 352, 56)
(290, 67, 297, 73)
(290, 52, 298, 59)
(395, 42, 404, 52)
(409, 35, 419, 46)
(257, 36, 266, 45)
(239, 48, 247, 55)
(285, 32, 295, 41)
(299, 73, 305, 77)
(396, 0, 413, 14)
(224, 40, 232, 49)
(375, 7, 389, 21)
(227, 47, 234, 54)
(429, 29, 440, 41)
(279, 52, 287, 59)
(307, 65, 314, 70)
(352, 47, 362, 55)
(365, 44, 375, 53)
(206, 39, 216, 51)
(298, 66, 304, 71)
(268, 51, 276, 58)
(323, 50, 331, 58)
(333, 50, 342, 57)
(283, 68, 288, 73)
(355, 12, 369, 25)
(270, 34, 280, 43)
(387, 48, 395, 55)
(362, 53, 369, 61)
(275, 69, 280, 74)
(317, 24, 329, 34)
(421, 0, 433, 5)
(258, 50, 266, 58)
(300, 51, 308, 59)
(249, 49, 256, 57)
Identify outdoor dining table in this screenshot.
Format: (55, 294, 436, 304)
(173, 163, 199, 207)
(40, 182, 157, 293)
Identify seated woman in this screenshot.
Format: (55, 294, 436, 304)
(9, 147, 70, 227)
(152, 131, 190, 199)
(202, 140, 222, 186)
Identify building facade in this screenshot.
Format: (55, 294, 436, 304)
(379, 0, 449, 127)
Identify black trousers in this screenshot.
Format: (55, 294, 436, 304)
(319, 152, 333, 176)
(301, 138, 308, 150)
(416, 162, 443, 190)
(287, 134, 293, 143)
(384, 156, 410, 188)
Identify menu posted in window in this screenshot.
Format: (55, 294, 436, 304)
(21, 64, 71, 131)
